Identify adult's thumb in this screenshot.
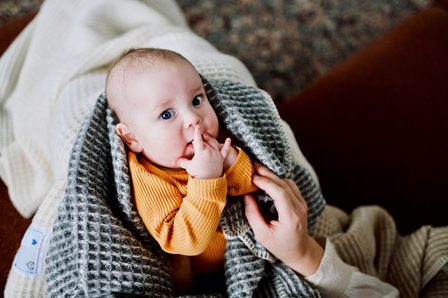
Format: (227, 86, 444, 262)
(244, 195, 269, 236)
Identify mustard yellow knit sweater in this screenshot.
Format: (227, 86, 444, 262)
(129, 147, 257, 273)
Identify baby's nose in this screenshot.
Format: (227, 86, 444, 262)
(184, 111, 201, 128)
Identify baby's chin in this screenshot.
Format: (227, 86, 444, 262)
(155, 159, 184, 171)
(143, 153, 183, 170)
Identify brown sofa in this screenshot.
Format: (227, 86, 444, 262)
(1, 1, 447, 293)
(279, 0, 448, 234)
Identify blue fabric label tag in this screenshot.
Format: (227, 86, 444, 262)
(13, 224, 49, 276)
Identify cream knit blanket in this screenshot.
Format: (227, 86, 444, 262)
(313, 206, 448, 297)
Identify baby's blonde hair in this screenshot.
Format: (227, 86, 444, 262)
(105, 48, 191, 121)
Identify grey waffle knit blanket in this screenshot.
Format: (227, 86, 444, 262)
(45, 77, 325, 297)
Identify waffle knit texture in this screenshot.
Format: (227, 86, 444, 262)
(129, 145, 257, 274)
(44, 73, 326, 296)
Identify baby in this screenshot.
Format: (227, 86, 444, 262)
(105, 48, 258, 294)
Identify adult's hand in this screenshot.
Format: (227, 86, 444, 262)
(244, 162, 324, 277)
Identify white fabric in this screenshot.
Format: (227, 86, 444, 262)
(306, 239, 399, 298)
(0, 0, 317, 296)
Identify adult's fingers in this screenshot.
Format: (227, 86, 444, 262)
(284, 179, 308, 221)
(252, 173, 295, 217)
(244, 195, 271, 240)
(285, 179, 306, 205)
(252, 163, 306, 216)
(253, 162, 287, 189)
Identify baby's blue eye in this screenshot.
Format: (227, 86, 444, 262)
(160, 109, 174, 120)
(192, 96, 203, 106)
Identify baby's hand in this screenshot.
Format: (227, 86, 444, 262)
(221, 143, 238, 172)
(176, 126, 232, 179)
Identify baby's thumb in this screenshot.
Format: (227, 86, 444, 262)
(244, 195, 269, 237)
(220, 138, 231, 159)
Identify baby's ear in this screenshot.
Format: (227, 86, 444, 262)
(116, 123, 143, 153)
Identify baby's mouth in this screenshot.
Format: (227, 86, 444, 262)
(184, 141, 194, 159)
(186, 140, 194, 150)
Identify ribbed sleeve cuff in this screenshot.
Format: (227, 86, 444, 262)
(187, 176, 228, 204)
(224, 147, 256, 196)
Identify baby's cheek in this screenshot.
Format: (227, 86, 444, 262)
(172, 157, 180, 168)
(208, 110, 220, 137)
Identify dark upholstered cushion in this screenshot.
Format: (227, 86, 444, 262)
(279, 1, 448, 234)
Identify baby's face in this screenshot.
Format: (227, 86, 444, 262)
(122, 60, 219, 168)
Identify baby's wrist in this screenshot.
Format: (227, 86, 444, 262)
(190, 170, 223, 180)
(188, 162, 224, 179)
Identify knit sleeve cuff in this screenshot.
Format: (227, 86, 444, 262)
(305, 239, 354, 297)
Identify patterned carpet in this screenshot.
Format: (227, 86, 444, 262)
(0, 0, 430, 103)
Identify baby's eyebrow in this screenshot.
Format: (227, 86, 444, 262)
(191, 85, 203, 94)
(153, 98, 172, 110)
